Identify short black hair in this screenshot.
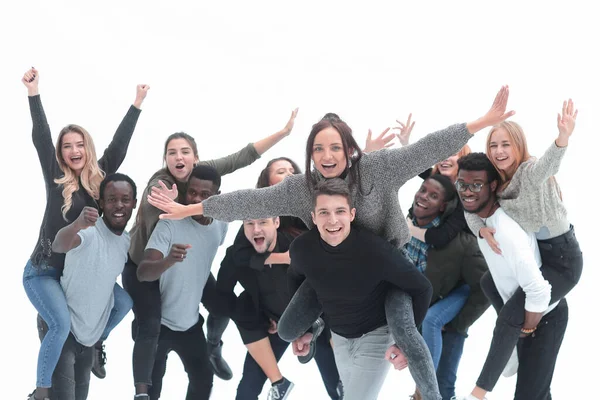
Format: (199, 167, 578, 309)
(457, 152, 500, 183)
(425, 174, 457, 202)
(311, 178, 352, 209)
(100, 173, 137, 200)
(189, 165, 221, 189)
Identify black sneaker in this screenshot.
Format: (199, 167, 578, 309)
(267, 377, 294, 400)
(92, 341, 107, 379)
(27, 390, 49, 400)
(207, 340, 233, 380)
(298, 317, 325, 364)
(335, 380, 345, 400)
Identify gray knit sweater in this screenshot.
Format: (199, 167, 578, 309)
(466, 142, 570, 239)
(203, 123, 472, 248)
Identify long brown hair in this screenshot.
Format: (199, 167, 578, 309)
(54, 125, 104, 221)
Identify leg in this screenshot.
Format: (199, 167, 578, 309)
(23, 261, 71, 392)
(421, 284, 469, 370)
(122, 258, 162, 394)
(202, 273, 233, 380)
(313, 327, 342, 400)
(51, 334, 78, 400)
(74, 344, 94, 400)
(436, 331, 466, 400)
(514, 299, 568, 400)
(385, 289, 441, 400)
(278, 280, 323, 342)
(331, 326, 393, 400)
(148, 327, 171, 400)
(236, 333, 290, 400)
(173, 321, 214, 400)
(93, 283, 133, 379)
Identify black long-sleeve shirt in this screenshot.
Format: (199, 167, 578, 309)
(29, 95, 141, 270)
(289, 227, 432, 338)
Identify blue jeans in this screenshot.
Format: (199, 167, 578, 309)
(23, 259, 132, 387)
(422, 284, 470, 370)
(436, 330, 466, 400)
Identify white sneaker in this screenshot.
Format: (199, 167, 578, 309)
(450, 396, 487, 400)
(502, 347, 519, 377)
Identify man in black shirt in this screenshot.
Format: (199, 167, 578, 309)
(216, 217, 342, 400)
(288, 178, 434, 400)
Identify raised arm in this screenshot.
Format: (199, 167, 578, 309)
(252, 108, 299, 155)
(52, 206, 99, 253)
(148, 173, 309, 222)
(97, 84, 149, 174)
(23, 68, 59, 181)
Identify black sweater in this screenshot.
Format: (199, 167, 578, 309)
(289, 227, 432, 338)
(29, 95, 141, 270)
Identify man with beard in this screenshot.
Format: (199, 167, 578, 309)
(49, 173, 138, 400)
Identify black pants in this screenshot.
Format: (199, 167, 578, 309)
(235, 331, 341, 400)
(149, 319, 214, 400)
(122, 257, 230, 386)
(52, 334, 94, 400)
(476, 226, 582, 392)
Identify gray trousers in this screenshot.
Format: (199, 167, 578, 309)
(52, 334, 93, 400)
(331, 325, 393, 400)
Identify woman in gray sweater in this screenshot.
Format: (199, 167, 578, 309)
(147, 86, 515, 400)
(460, 99, 583, 400)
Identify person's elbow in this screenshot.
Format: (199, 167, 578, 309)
(51, 240, 68, 254)
(136, 264, 153, 282)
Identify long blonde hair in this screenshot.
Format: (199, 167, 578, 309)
(54, 125, 105, 221)
(486, 121, 532, 186)
(431, 144, 472, 176)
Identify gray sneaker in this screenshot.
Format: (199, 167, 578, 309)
(267, 377, 294, 400)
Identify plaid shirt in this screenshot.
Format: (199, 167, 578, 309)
(402, 216, 441, 273)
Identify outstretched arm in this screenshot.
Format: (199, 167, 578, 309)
(252, 108, 299, 155)
(52, 207, 99, 253)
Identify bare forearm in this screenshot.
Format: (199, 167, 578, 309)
(52, 223, 83, 253)
(264, 252, 291, 265)
(137, 259, 174, 282)
(253, 130, 288, 155)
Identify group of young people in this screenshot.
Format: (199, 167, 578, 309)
(21, 66, 582, 400)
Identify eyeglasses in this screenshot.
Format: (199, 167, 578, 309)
(455, 181, 487, 193)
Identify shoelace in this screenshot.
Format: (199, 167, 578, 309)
(267, 385, 282, 400)
(97, 344, 107, 366)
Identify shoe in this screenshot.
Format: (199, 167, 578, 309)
(450, 396, 487, 400)
(92, 341, 107, 379)
(267, 378, 294, 400)
(298, 317, 325, 364)
(335, 380, 344, 400)
(27, 390, 50, 400)
(36, 314, 48, 342)
(501, 347, 519, 377)
(133, 394, 150, 400)
(207, 340, 233, 380)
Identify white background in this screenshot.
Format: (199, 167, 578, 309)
(0, 0, 597, 398)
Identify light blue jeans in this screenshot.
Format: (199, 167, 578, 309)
(422, 284, 469, 370)
(23, 259, 132, 387)
(331, 325, 394, 400)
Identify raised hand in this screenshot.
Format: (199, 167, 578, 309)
(393, 113, 415, 146)
(385, 344, 408, 371)
(467, 85, 516, 134)
(76, 206, 99, 230)
(148, 184, 196, 220)
(133, 84, 150, 109)
(364, 127, 395, 153)
(167, 243, 192, 263)
(22, 67, 39, 96)
(156, 180, 179, 200)
(280, 107, 300, 136)
(556, 99, 578, 147)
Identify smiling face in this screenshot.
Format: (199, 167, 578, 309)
(60, 132, 87, 174)
(100, 181, 136, 233)
(185, 176, 219, 222)
(311, 194, 355, 247)
(165, 138, 198, 182)
(243, 217, 280, 254)
(456, 169, 497, 216)
(268, 160, 296, 186)
(435, 154, 460, 182)
(412, 179, 447, 225)
(311, 127, 348, 178)
(488, 127, 517, 175)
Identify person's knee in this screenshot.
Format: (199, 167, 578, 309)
(136, 317, 162, 339)
(277, 317, 301, 342)
(46, 313, 71, 342)
(422, 313, 443, 332)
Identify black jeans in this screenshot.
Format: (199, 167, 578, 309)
(52, 334, 94, 400)
(122, 257, 230, 385)
(236, 331, 341, 400)
(476, 226, 582, 391)
(149, 319, 214, 400)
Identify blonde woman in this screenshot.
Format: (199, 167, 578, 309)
(458, 101, 582, 400)
(21, 68, 148, 400)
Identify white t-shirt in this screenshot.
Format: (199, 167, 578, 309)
(146, 217, 228, 331)
(61, 218, 129, 346)
(477, 208, 556, 315)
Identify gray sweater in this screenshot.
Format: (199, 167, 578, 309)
(466, 142, 570, 239)
(203, 123, 472, 248)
